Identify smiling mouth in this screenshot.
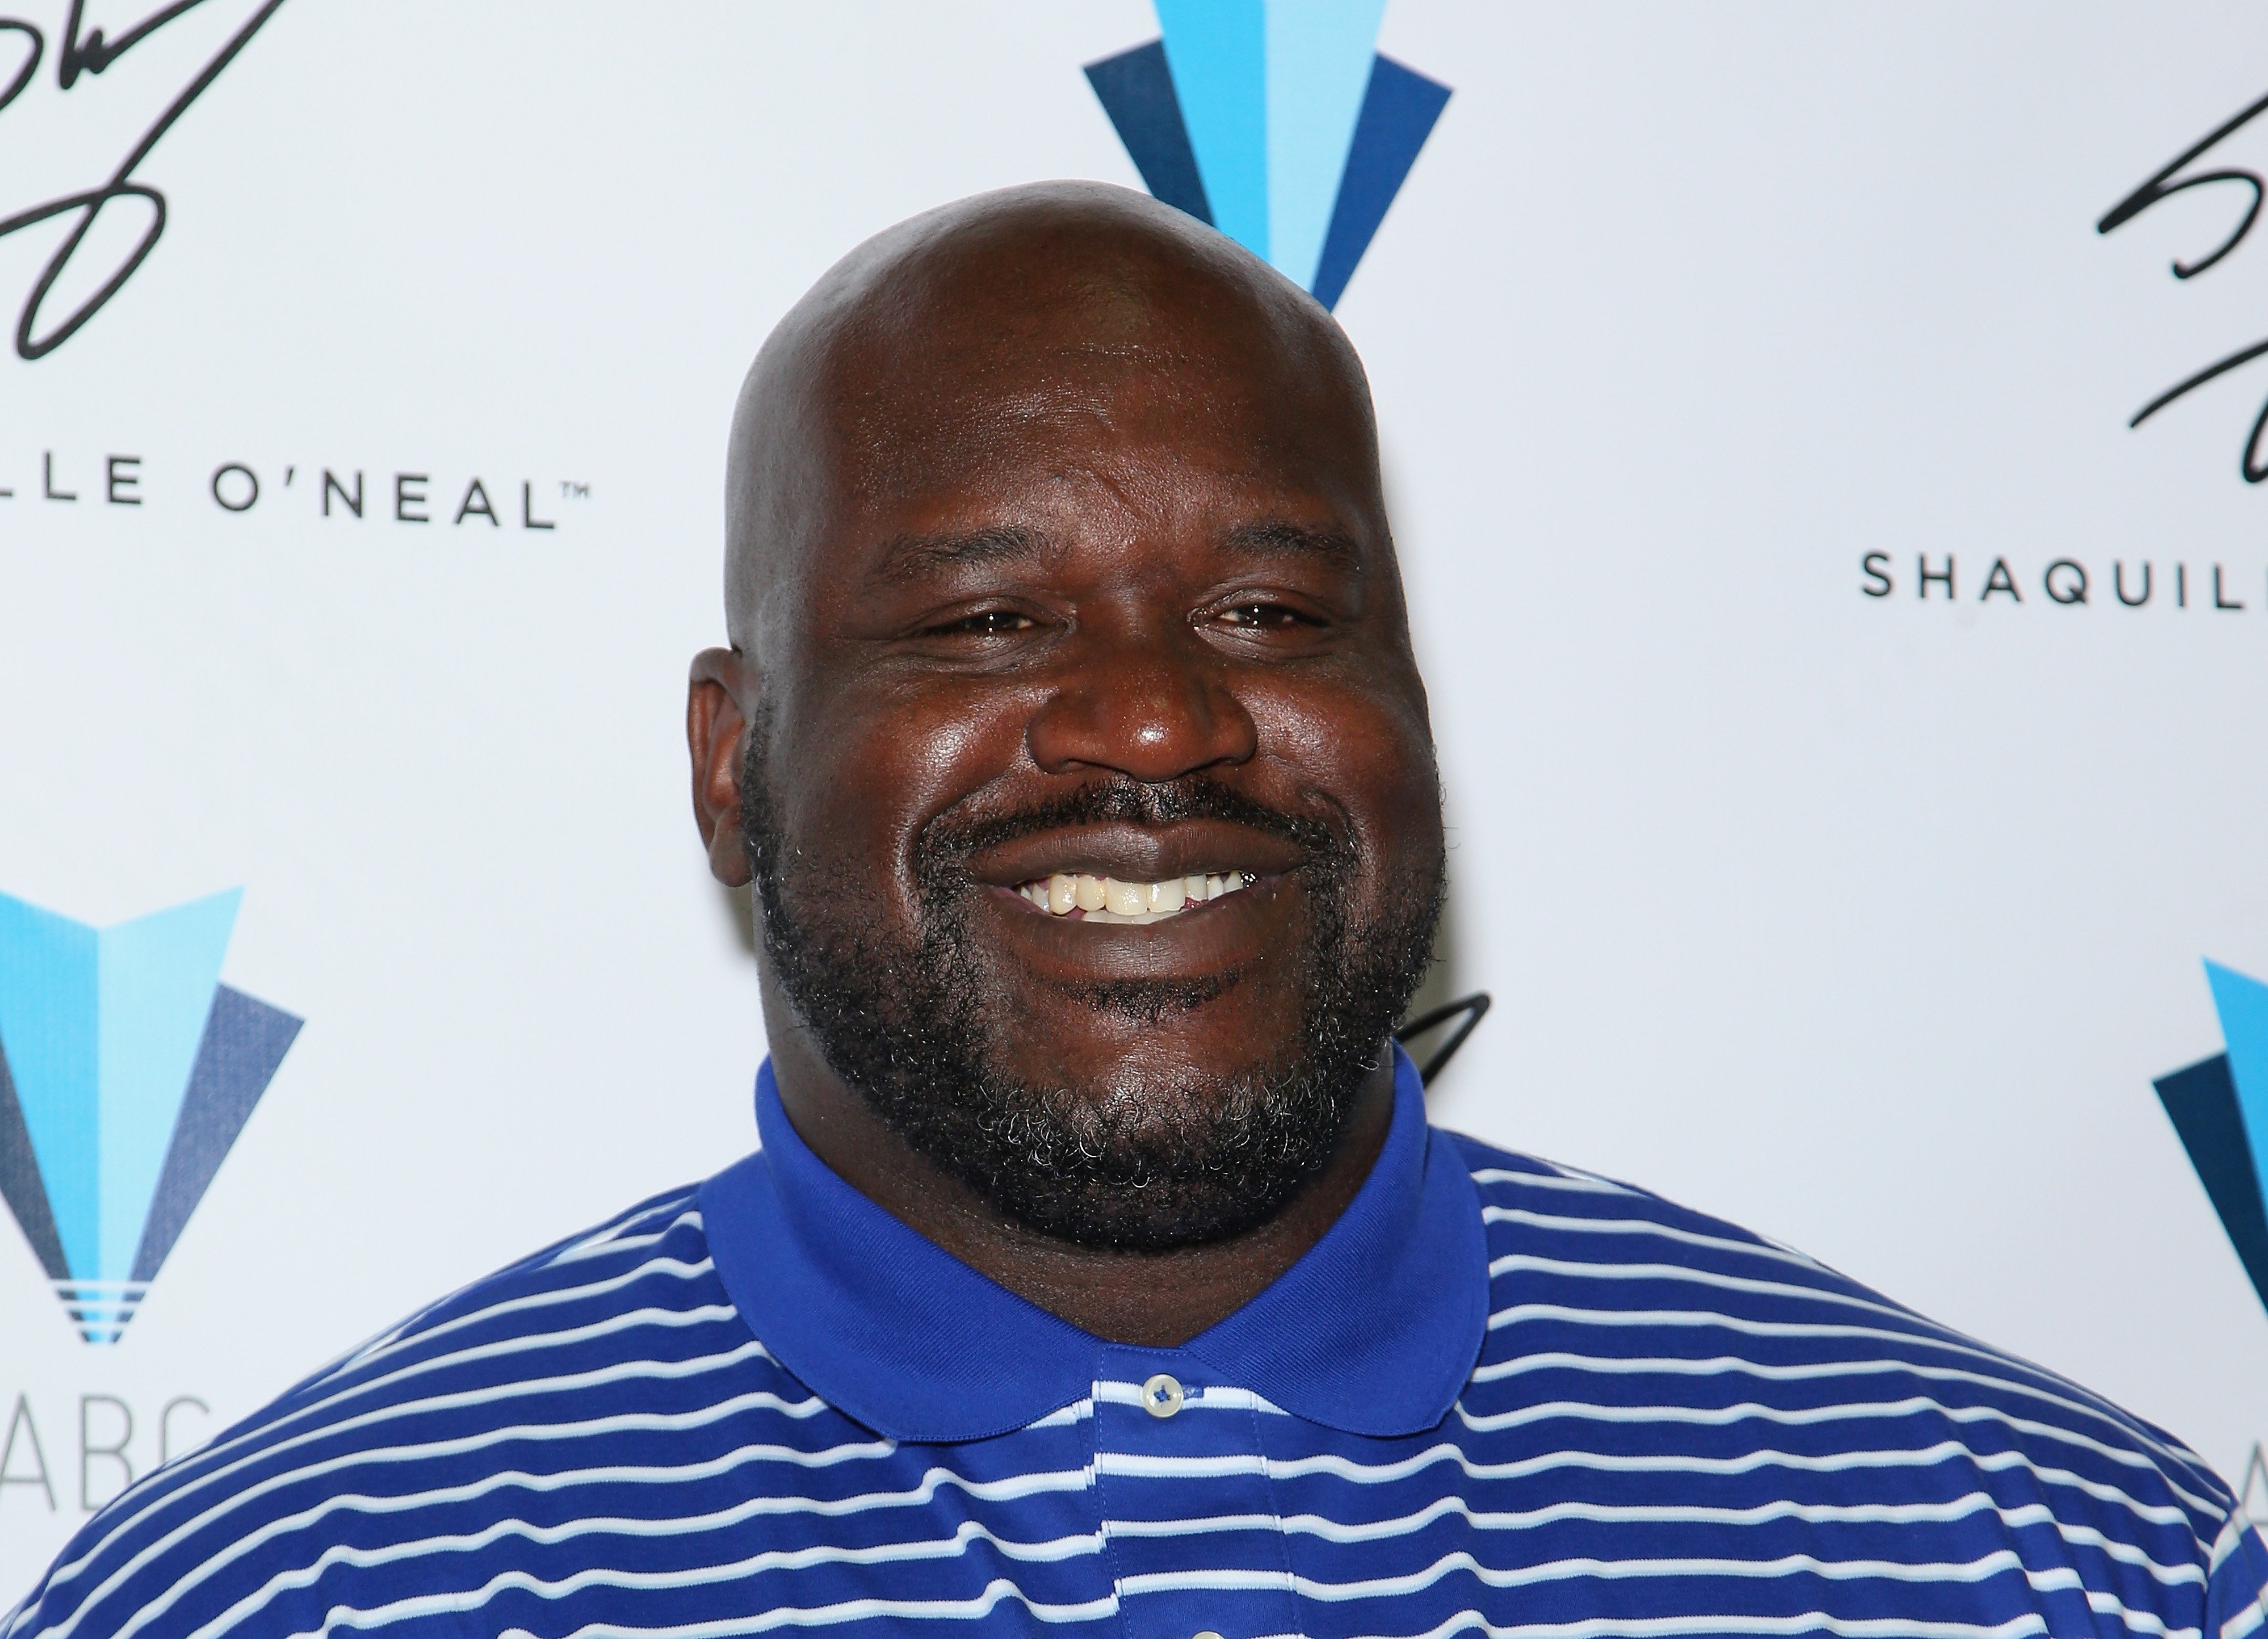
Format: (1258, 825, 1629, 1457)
(1011, 870, 1259, 925)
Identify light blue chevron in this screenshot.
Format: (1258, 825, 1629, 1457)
(0, 888, 241, 1283)
(1154, 0, 1269, 261)
(0, 897, 98, 1278)
(1263, 0, 1388, 291)
(2205, 959, 2268, 1201)
(1152, 0, 1390, 290)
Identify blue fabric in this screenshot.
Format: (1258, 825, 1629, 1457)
(10, 1061, 2268, 1639)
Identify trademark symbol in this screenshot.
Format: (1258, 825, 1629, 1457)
(559, 480, 591, 500)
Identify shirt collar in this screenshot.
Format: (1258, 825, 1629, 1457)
(698, 1045, 1486, 1444)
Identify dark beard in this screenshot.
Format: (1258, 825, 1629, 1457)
(741, 715, 1444, 1250)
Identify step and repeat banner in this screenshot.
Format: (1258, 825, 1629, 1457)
(7, 0, 2268, 1600)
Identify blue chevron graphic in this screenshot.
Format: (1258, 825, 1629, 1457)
(0, 889, 299, 1342)
(2155, 960, 2268, 1316)
(1085, 0, 1450, 310)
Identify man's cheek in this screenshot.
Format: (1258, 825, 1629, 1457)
(789, 791, 919, 898)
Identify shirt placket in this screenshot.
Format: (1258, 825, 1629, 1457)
(1090, 1344, 1304, 1639)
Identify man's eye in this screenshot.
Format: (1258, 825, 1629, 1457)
(1216, 602, 1318, 630)
(932, 609, 1035, 636)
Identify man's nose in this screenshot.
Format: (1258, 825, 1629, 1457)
(1026, 630, 1259, 782)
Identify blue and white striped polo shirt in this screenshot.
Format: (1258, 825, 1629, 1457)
(10, 1049, 2267, 1639)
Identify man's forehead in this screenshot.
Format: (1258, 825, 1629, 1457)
(726, 182, 1383, 632)
(810, 294, 1377, 530)
(816, 307, 1347, 458)
(816, 397, 1384, 597)
(860, 519, 1366, 589)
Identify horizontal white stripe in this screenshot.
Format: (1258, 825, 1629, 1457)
(1120, 1549, 2200, 1639)
(2075, 1585, 2195, 1639)
(1119, 1545, 2067, 1602)
(339, 1200, 700, 1365)
(295, 1575, 1116, 1638)
(1097, 1432, 2195, 1541)
(1092, 1382, 1283, 1415)
(1116, 1565, 1294, 1596)
(1488, 1252, 1960, 1340)
(1482, 1206, 1833, 1281)
(1481, 1304, 2222, 1522)
(1467, 1348, 2219, 1491)
(1469, 1166, 1640, 1200)
(1376, 1607, 2049, 1639)
(338, 1250, 720, 1387)
(547, 1205, 705, 1267)
(1270, 1490, 2200, 1585)
(1472, 1162, 1828, 1262)
(192, 1514, 1103, 1639)
(1095, 1451, 1270, 1480)
(1251, 1436, 2199, 1537)
(1104, 1512, 1281, 1539)
(1099, 1486, 2195, 1590)
(1452, 1390, 2217, 1515)
(2223, 1590, 2268, 1639)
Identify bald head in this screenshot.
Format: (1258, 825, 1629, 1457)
(723, 180, 1388, 653)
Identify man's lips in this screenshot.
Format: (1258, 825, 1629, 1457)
(959, 819, 1307, 956)
(978, 871, 1290, 982)
(965, 820, 1307, 889)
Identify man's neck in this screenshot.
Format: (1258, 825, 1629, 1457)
(763, 1032, 1397, 1348)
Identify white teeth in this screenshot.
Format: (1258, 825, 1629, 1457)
(1016, 870, 1255, 923)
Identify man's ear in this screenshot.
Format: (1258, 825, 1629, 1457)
(687, 648, 755, 888)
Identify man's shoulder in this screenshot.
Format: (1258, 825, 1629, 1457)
(3, 1181, 808, 1639)
(1438, 1126, 2267, 1604)
(1439, 1124, 2206, 1459)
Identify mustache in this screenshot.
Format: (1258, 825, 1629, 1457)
(915, 776, 1341, 876)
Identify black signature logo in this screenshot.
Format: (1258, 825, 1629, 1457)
(2099, 90, 2268, 481)
(0, 1, 284, 361)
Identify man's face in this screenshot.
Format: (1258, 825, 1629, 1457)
(735, 270, 1445, 1248)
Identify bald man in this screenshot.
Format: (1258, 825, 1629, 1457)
(11, 183, 2266, 1639)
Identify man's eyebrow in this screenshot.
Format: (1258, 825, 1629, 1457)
(868, 526, 1050, 584)
(1222, 521, 1364, 570)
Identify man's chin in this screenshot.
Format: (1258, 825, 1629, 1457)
(936, 1074, 1354, 1250)
(956, 926, 1339, 1065)
(873, 1015, 1369, 1250)
(966, 1011, 1306, 1101)
(999, 1170, 1323, 1252)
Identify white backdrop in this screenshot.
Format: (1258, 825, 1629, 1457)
(6, 0, 2268, 1603)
